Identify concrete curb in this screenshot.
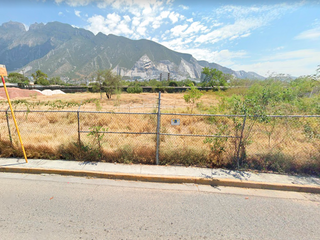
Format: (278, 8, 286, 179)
(1, 166, 320, 194)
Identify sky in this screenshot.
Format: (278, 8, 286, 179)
(0, 0, 320, 78)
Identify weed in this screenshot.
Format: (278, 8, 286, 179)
(94, 99, 102, 111)
(183, 83, 203, 113)
(117, 145, 133, 164)
(87, 125, 107, 156)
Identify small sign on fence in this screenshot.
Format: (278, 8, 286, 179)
(171, 119, 180, 126)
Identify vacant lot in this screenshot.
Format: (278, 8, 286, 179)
(0, 90, 319, 176)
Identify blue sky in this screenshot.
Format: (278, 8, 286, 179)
(1, 0, 320, 77)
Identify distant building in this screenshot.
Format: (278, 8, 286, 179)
(159, 72, 170, 81)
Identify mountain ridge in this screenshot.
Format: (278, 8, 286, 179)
(0, 21, 265, 80)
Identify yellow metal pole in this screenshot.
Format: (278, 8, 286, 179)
(1, 75, 28, 163)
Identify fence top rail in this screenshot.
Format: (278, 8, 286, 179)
(79, 130, 238, 138)
(261, 115, 320, 118)
(0, 109, 157, 115)
(161, 113, 246, 117)
(162, 113, 320, 118)
(1, 109, 320, 118)
(79, 111, 157, 115)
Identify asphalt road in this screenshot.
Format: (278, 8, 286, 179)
(0, 173, 320, 240)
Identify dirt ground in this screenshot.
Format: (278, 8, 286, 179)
(0, 87, 42, 99)
(0, 89, 219, 112)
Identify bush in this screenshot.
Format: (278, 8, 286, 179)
(89, 83, 100, 92)
(168, 81, 178, 86)
(127, 84, 143, 93)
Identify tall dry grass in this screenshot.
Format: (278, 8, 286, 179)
(0, 92, 319, 175)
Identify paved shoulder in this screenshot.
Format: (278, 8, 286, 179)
(1, 158, 320, 193)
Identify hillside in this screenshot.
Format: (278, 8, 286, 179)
(0, 21, 265, 80)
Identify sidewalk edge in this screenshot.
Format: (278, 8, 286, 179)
(1, 166, 320, 194)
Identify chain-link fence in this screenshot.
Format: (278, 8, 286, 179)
(0, 93, 320, 172)
(243, 115, 320, 171)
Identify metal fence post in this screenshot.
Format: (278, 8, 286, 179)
(77, 102, 82, 159)
(6, 106, 12, 144)
(156, 91, 161, 165)
(236, 114, 247, 169)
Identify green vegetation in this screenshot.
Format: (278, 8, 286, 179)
(1, 67, 320, 176)
(123, 78, 196, 88)
(49, 76, 66, 85)
(7, 72, 29, 84)
(217, 74, 320, 116)
(201, 67, 229, 88)
(32, 70, 50, 85)
(94, 69, 122, 99)
(127, 84, 143, 93)
(183, 83, 203, 113)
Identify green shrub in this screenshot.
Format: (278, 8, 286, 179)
(127, 84, 143, 93)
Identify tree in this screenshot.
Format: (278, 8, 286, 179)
(7, 72, 29, 84)
(179, 79, 196, 87)
(168, 81, 178, 86)
(183, 83, 203, 113)
(49, 76, 65, 85)
(32, 70, 50, 85)
(313, 65, 320, 81)
(201, 67, 228, 87)
(95, 69, 122, 99)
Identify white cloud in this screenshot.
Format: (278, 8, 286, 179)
(179, 5, 189, 10)
(274, 46, 285, 51)
(86, 13, 131, 36)
(132, 16, 141, 27)
(123, 15, 131, 22)
(117, 21, 133, 35)
(85, 0, 174, 38)
(55, 0, 167, 9)
(190, 2, 303, 45)
(231, 49, 320, 77)
(151, 37, 159, 42)
(240, 33, 251, 38)
(295, 27, 320, 40)
(229, 35, 239, 41)
(97, 0, 114, 9)
(168, 12, 180, 24)
(194, 14, 273, 44)
(74, 10, 81, 17)
(60, 0, 317, 78)
(86, 15, 108, 35)
(55, 0, 93, 7)
(159, 10, 170, 19)
(260, 49, 319, 61)
(158, 43, 248, 67)
(152, 22, 161, 29)
(160, 38, 186, 50)
(58, 12, 63, 16)
(152, 10, 170, 29)
(184, 22, 207, 35)
(215, 3, 302, 20)
(192, 49, 247, 66)
(170, 24, 188, 37)
(137, 26, 147, 36)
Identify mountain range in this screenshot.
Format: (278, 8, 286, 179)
(0, 21, 265, 81)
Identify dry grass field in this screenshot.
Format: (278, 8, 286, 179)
(0, 90, 319, 175)
(0, 91, 218, 111)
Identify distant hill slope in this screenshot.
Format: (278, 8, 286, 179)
(0, 21, 265, 80)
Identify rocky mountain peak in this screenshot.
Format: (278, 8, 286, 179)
(29, 22, 45, 31)
(1, 21, 26, 32)
(0, 20, 265, 80)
